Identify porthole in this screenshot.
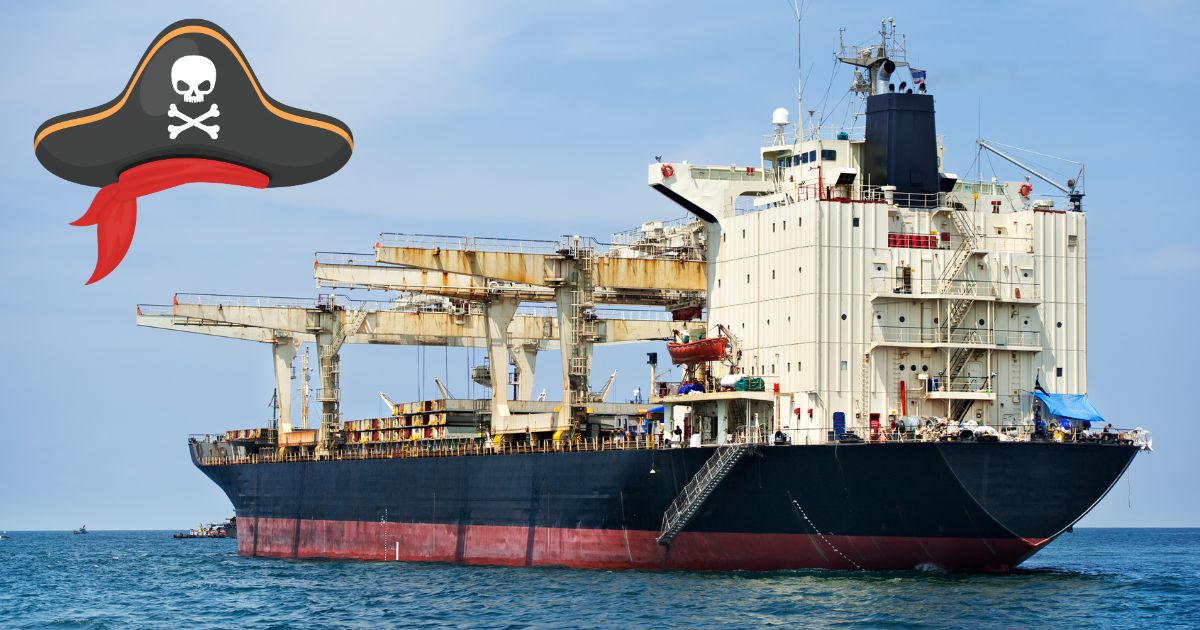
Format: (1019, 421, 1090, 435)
(899, 315, 906, 323)
(1056, 322, 1063, 328)
(921, 365, 928, 372)
(911, 365, 917, 372)
(899, 364, 906, 371)
(1022, 271, 1029, 278)
(840, 314, 847, 321)
(1023, 319, 1029, 325)
(933, 317, 939, 324)
(876, 314, 882, 320)
(978, 319, 986, 326)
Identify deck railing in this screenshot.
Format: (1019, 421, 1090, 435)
(191, 422, 1140, 467)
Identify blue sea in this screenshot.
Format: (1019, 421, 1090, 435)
(0, 528, 1196, 628)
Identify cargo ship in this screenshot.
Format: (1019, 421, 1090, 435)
(147, 21, 1149, 572)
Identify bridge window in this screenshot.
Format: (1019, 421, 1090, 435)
(799, 152, 809, 164)
(822, 149, 837, 161)
(1057, 367, 1064, 377)
(808, 150, 817, 162)
(853, 217, 860, 227)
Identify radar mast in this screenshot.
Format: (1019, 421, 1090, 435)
(838, 17, 908, 96)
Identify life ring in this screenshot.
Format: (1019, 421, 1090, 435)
(1018, 183, 1033, 198)
(661, 163, 675, 179)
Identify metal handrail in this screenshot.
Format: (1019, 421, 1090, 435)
(192, 421, 1142, 468)
(314, 251, 380, 266)
(136, 304, 174, 316)
(609, 216, 699, 246)
(378, 233, 561, 255)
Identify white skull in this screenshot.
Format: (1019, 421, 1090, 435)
(171, 55, 216, 103)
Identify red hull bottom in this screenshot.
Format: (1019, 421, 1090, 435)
(240, 517, 1050, 572)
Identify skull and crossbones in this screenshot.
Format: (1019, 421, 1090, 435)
(167, 103, 220, 139)
(167, 55, 221, 140)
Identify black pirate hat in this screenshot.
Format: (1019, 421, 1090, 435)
(34, 18, 353, 283)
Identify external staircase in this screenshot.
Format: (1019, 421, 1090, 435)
(938, 206, 987, 414)
(657, 442, 756, 545)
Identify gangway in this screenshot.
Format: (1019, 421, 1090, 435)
(658, 442, 757, 546)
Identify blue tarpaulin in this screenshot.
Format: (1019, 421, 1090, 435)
(647, 405, 664, 414)
(1033, 391, 1105, 424)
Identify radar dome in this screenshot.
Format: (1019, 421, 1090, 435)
(772, 107, 790, 126)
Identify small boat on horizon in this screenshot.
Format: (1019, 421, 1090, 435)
(0, 532, 11, 541)
(72, 525, 87, 535)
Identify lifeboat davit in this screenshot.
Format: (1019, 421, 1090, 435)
(666, 336, 728, 365)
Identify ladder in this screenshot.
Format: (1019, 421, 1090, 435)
(937, 207, 979, 293)
(565, 238, 597, 428)
(658, 443, 756, 545)
(856, 352, 871, 417)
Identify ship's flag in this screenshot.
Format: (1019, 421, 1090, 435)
(910, 68, 927, 85)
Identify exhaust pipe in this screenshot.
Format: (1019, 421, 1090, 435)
(875, 59, 896, 95)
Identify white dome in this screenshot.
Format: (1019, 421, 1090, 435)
(771, 107, 790, 126)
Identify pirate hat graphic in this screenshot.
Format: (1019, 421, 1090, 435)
(34, 18, 353, 284)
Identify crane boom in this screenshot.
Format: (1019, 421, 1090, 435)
(976, 139, 1085, 211)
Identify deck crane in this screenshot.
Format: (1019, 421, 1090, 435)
(977, 139, 1085, 211)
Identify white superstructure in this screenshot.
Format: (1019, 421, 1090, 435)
(649, 23, 1087, 441)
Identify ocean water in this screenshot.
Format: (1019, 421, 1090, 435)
(0, 529, 1196, 629)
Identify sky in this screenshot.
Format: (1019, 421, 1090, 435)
(0, 0, 1196, 530)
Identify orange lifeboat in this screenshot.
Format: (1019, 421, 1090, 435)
(666, 336, 728, 365)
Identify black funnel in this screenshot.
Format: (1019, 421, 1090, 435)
(863, 93, 939, 206)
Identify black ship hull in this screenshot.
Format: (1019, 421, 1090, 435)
(195, 442, 1138, 572)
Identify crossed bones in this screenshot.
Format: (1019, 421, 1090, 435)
(167, 102, 220, 140)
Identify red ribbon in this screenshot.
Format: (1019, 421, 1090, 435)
(70, 158, 269, 284)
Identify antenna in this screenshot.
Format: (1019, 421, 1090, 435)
(792, 0, 804, 143)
